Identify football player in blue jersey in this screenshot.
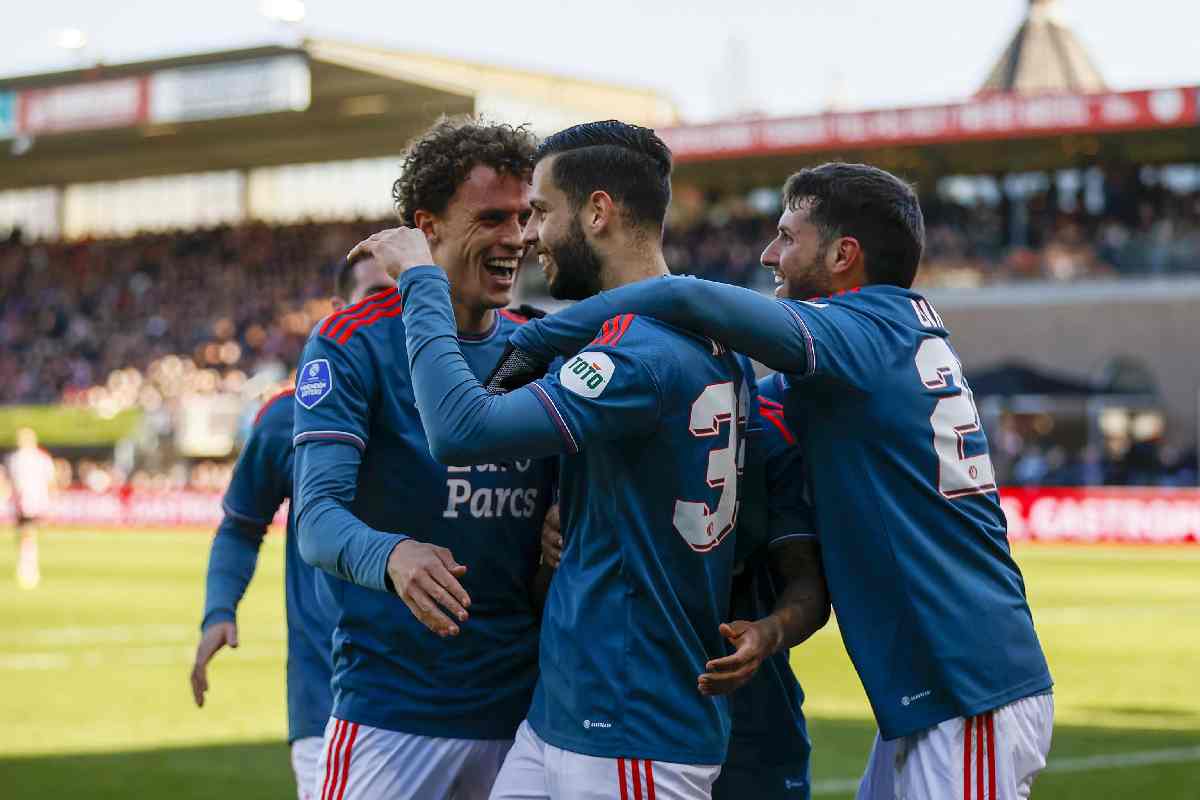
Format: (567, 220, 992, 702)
(191, 255, 393, 800)
(538, 375, 823, 800)
(708, 378, 820, 800)
(291, 119, 556, 800)
(351, 120, 831, 800)
(496, 162, 1055, 800)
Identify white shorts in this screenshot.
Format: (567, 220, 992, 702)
(489, 719, 721, 800)
(857, 692, 1054, 800)
(313, 716, 513, 800)
(292, 736, 323, 800)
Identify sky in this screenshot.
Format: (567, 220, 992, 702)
(2, 1, 1198, 122)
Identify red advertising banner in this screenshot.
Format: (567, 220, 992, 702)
(1, 488, 286, 528)
(2, 487, 1197, 542)
(1001, 487, 1200, 544)
(18, 77, 150, 135)
(660, 86, 1200, 162)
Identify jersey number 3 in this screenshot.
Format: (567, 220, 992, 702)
(915, 338, 996, 498)
(673, 381, 747, 551)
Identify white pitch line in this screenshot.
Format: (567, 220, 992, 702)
(0, 623, 286, 648)
(812, 745, 1200, 796)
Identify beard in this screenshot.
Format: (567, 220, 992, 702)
(782, 246, 835, 300)
(546, 217, 604, 301)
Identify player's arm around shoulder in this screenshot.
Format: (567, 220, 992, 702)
(530, 314, 666, 449)
(777, 293, 895, 391)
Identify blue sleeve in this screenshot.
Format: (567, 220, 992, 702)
(773, 297, 881, 390)
(292, 330, 373, 452)
(399, 267, 599, 465)
(200, 402, 290, 630)
(291, 332, 407, 592)
(201, 518, 263, 630)
(508, 276, 815, 377)
(293, 441, 408, 592)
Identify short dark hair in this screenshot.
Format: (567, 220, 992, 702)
(334, 256, 357, 302)
(534, 120, 672, 231)
(392, 117, 536, 226)
(782, 163, 925, 288)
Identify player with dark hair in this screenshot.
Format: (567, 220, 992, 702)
(351, 120, 830, 800)
(496, 161, 1055, 800)
(191, 256, 392, 800)
(291, 118, 555, 800)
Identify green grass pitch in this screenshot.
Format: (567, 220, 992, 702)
(1, 529, 1198, 798)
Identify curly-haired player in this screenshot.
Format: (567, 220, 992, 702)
(292, 117, 556, 799)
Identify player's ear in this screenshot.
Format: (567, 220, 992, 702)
(586, 190, 616, 234)
(413, 209, 439, 246)
(828, 235, 863, 277)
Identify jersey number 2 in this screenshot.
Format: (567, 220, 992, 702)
(673, 381, 747, 551)
(915, 338, 996, 498)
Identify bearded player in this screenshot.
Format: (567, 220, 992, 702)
(501, 163, 1054, 800)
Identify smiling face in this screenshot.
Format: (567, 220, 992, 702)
(760, 201, 836, 300)
(523, 156, 605, 301)
(429, 164, 531, 313)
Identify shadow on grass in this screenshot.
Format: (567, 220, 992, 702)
(0, 721, 1197, 799)
(0, 740, 293, 799)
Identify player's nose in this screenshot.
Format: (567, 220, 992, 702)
(520, 216, 539, 248)
(761, 241, 779, 268)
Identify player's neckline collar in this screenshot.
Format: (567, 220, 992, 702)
(458, 312, 500, 343)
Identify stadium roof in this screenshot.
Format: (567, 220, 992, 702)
(978, 0, 1106, 95)
(0, 39, 678, 191)
(661, 84, 1200, 190)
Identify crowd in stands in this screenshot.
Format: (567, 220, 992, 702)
(1, 164, 1197, 489)
(991, 421, 1198, 488)
(669, 170, 1200, 289)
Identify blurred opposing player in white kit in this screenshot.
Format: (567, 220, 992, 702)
(7, 427, 55, 589)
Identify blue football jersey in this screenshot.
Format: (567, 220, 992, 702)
(714, 376, 815, 800)
(771, 288, 1052, 737)
(521, 314, 756, 765)
(209, 390, 334, 742)
(291, 289, 554, 740)
(506, 277, 1052, 740)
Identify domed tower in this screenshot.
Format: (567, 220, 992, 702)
(978, 0, 1107, 94)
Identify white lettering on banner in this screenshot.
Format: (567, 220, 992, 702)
(7, 487, 1198, 541)
(150, 56, 310, 124)
(1002, 488, 1200, 543)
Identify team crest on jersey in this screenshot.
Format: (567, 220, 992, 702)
(296, 359, 333, 409)
(560, 352, 614, 399)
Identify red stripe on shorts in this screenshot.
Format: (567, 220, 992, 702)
(617, 757, 630, 800)
(322, 720, 347, 800)
(986, 712, 996, 799)
(963, 715, 973, 800)
(335, 722, 360, 800)
(632, 759, 643, 800)
(976, 716, 985, 800)
(645, 760, 656, 800)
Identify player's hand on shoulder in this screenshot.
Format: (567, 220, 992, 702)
(190, 621, 238, 708)
(697, 619, 781, 696)
(348, 227, 436, 280)
(386, 539, 472, 638)
(541, 504, 563, 569)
